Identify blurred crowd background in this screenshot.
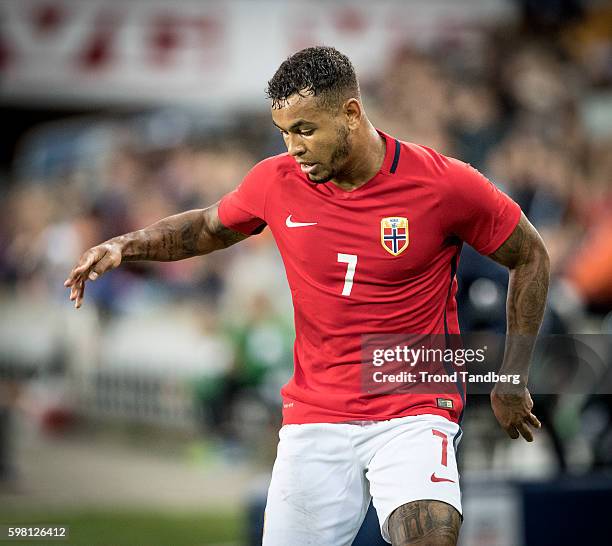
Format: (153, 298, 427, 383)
(1, 0, 611, 545)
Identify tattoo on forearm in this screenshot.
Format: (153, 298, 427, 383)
(388, 500, 460, 546)
(507, 253, 549, 332)
(161, 232, 170, 254)
(489, 214, 550, 334)
(156, 227, 182, 260)
(121, 203, 249, 262)
(180, 221, 197, 255)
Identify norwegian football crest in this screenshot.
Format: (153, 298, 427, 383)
(381, 217, 409, 256)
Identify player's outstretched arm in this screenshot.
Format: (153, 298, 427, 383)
(64, 203, 247, 308)
(487, 212, 550, 441)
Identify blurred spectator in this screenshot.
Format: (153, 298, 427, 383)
(197, 291, 293, 442)
(0, 381, 19, 488)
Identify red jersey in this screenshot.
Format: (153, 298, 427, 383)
(218, 131, 521, 425)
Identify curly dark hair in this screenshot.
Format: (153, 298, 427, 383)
(266, 46, 360, 110)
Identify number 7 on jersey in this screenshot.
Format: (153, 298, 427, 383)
(337, 253, 358, 296)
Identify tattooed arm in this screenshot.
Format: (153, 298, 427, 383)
(64, 203, 249, 308)
(487, 212, 550, 441)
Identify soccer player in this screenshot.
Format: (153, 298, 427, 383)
(64, 47, 550, 546)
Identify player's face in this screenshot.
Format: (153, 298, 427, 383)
(271, 93, 352, 183)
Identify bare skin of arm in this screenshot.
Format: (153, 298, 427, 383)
(487, 212, 550, 442)
(64, 203, 248, 308)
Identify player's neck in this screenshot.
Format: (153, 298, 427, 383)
(330, 123, 386, 192)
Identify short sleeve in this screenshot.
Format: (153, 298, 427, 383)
(441, 158, 521, 255)
(218, 158, 271, 235)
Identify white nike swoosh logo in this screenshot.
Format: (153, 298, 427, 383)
(286, 215, 317, 228)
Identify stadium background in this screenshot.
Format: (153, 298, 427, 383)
(1, 0, 611, 544)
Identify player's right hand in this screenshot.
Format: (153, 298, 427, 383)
(64, 242, 123, 308)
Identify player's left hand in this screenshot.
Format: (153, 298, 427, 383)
(490, 385, 541, 441)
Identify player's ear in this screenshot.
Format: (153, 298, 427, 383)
(343, 98, 362, 130)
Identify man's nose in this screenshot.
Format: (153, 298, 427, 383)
(287, 135, 306, 157)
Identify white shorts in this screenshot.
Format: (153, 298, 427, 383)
(262, 414, 462, 545)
